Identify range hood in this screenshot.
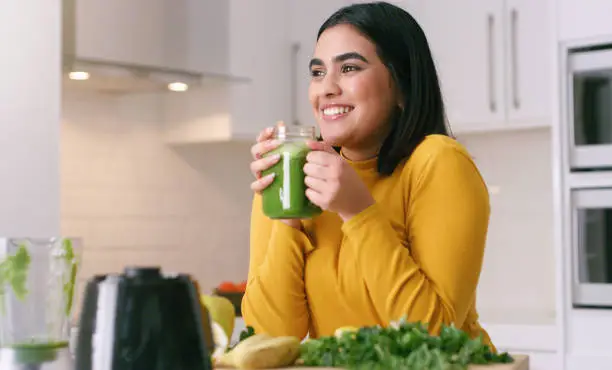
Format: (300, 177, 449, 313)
(61, 57, 249, 95)
(61, 0, 249, 95)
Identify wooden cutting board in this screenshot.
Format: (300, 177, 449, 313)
(216, 354, 529, 370)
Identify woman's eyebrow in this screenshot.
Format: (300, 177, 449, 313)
(309, 52, 369, 69)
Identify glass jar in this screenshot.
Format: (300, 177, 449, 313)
(261, 124, 322, 219)
(0, 237, 81, 367)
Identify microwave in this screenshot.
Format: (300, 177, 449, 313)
(568, 46, 612, 170)
(571, 187, 612, 307)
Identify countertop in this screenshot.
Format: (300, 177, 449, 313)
(216, 354, 529, 370)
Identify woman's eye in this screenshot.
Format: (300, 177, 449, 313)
(341, 65, 360, 73)
(310, 69, 325, 78)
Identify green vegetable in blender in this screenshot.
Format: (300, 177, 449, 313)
(299, 317, 513, 370)
(0, 244, 31, 313)
(62, 239, 77, 316)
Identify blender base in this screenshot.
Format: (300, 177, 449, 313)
(0, 347, 73, 370)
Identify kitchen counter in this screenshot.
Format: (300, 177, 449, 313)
(228, 319, 529, 369)
(216, 354, 529, 369)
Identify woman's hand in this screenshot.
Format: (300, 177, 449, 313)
(249, 126, 280, 192)
(249, 125, 302, 230)
(304, 141, 375, 222)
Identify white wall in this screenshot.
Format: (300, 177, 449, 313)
(458, 128, 556, 326)
(0, 1, 61, 237)
(61, 90, 254, 316)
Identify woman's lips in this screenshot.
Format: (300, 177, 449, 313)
(321, 105, 354, 121)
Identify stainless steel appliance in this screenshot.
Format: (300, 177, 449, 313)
(566, 42, 612, 308)
(571, 188, 612, 307)
(568, 46, 612, 170)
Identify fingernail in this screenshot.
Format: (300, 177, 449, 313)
(271, 153, 281, 161)
(266, 173, 276, 179)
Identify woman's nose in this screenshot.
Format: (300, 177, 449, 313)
(321, 74, 342, 97)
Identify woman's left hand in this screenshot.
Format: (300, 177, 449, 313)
(303, 141, 375, 221)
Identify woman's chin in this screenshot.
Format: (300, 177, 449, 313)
(319, 131, 347, 147)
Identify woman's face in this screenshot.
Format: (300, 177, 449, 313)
(309, 24, 399, 159)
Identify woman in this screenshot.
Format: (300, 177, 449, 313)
(243, 1, 494, 348)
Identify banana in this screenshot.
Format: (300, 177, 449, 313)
(215, 334, 301, 369)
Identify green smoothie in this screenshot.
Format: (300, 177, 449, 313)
(10, 340, 68, 364)
(261, 140, 322, 219)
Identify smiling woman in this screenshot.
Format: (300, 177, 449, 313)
(242, 1, 495, 352)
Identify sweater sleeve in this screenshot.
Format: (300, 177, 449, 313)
(241, 194, 313, 339)
(340, 146, 490, 334)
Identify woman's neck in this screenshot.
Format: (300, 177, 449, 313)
(340, 146, 379, 161)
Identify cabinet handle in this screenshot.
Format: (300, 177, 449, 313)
(291, 42, 301, 126)
(510, 8, 520, 109)
(487, 14, 496, 112)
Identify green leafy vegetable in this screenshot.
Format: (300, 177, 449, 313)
(62, 239, 78, 316)
(299, 317, 513, 370)
(0, 244, 31, 313)
(239, 325, 256, 342)
(227, 325, 256, 352)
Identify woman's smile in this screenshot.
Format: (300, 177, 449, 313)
(320, 103, 355, 121)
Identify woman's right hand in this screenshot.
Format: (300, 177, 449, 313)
(250, 125, 303, 230)
(249, 126, 280, 193)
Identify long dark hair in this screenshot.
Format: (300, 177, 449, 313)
(317, 2, 451, 176)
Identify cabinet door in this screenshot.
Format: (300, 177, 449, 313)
(412, 0, 506, 131)
(557, 0, 612, 42)
(228, 0, 292, 138)
(74, 0, 168, 67)
(288, 0, 351, 128)
(504, 0, 552, 125)
(72, 0, 227, 74)
(168, 0, 230, 75)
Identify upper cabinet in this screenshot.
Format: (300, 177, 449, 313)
(557, 0, 612, 42)
(405, 0, 552, 133)
(288, 0, 351, 128)
(62, 0, 247, 94)
(163, 0, 293, 143)
(227, 0, 293, 138)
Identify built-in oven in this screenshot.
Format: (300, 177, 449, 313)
(571, 188, 612, 307)
(567, 42, 612, 308)
(568, 46, 612, 170)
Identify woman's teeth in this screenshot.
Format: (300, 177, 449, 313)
(323, 106, 353, 116)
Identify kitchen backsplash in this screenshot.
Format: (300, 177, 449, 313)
(61, 90, 254, 315)
(61, 90, 555, 326)
(459, 128, 556, 326)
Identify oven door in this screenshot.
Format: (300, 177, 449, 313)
(572, 188, 612, 307)
(568, 48, 612, 170)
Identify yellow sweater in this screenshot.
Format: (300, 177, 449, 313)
(242, 134, 494, 349)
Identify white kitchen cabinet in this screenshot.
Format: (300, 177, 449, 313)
(227, 0, 292, 138)
(163, 0, 293, 143)
(406, 0, 551, 133)
(504, 0, 551, 127)
(557, 0, 612, 42)
(63, 0, 230, 76)
(288, 0, 352, 128)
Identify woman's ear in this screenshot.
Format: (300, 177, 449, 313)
(395, 87, 404, 110)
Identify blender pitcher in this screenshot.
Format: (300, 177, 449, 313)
(0, 237, 81, 370)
